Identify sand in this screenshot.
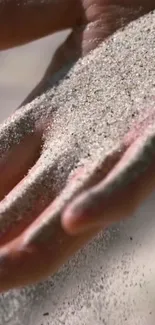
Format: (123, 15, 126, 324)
(0, 10, 155, 236)
(0, 9, 155, 325)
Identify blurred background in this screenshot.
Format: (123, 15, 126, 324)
(0, 30, 70, 121)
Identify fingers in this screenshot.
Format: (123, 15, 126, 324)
(0, 143, 76, 246)
(0, 218, 101, 292)
(62, 130, 155, 234)
(1, 0, 155, 50)
(0, 144, 126, 291)
(0, 155, 53, 245)
(19, 1, 155, 106)
(0, 0, 82, 49)
(10, 144, 126, 248)
(0, 134, 144, 292)
(0, 134, 41, 200)
(0, 108, 41, 200)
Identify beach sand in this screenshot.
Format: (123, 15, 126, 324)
(0, 10, 155, 325)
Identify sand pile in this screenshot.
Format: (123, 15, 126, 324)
(0, 9, 155, 325)
(28, 7, 155, 196)
(0, 9, 154, 235)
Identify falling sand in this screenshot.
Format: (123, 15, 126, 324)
(0, 9, 155, 325)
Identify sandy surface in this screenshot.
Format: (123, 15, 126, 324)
(0, 10, 155, 325)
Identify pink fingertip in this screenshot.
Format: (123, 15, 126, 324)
(61, 205, 80, 235)
(62, 203, 98, 236)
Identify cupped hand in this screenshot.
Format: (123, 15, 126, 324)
(0, 0, 154, 292)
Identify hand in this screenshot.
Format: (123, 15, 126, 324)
(1, 0, 154, 104)
(0, 0, 154, 292)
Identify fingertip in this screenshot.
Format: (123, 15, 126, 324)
(62, 198, 99, 235)
(0, 238, 39, 292)
(61, 205, 79, 235)
(61, 199, 87, 235)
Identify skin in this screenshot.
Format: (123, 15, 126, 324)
(0, 0, 154, 292)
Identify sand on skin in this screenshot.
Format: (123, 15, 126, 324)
(0, 10, 155, 325)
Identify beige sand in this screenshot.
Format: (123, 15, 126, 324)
(0, 9, 154, 237)
(0, 9, 155, 325)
